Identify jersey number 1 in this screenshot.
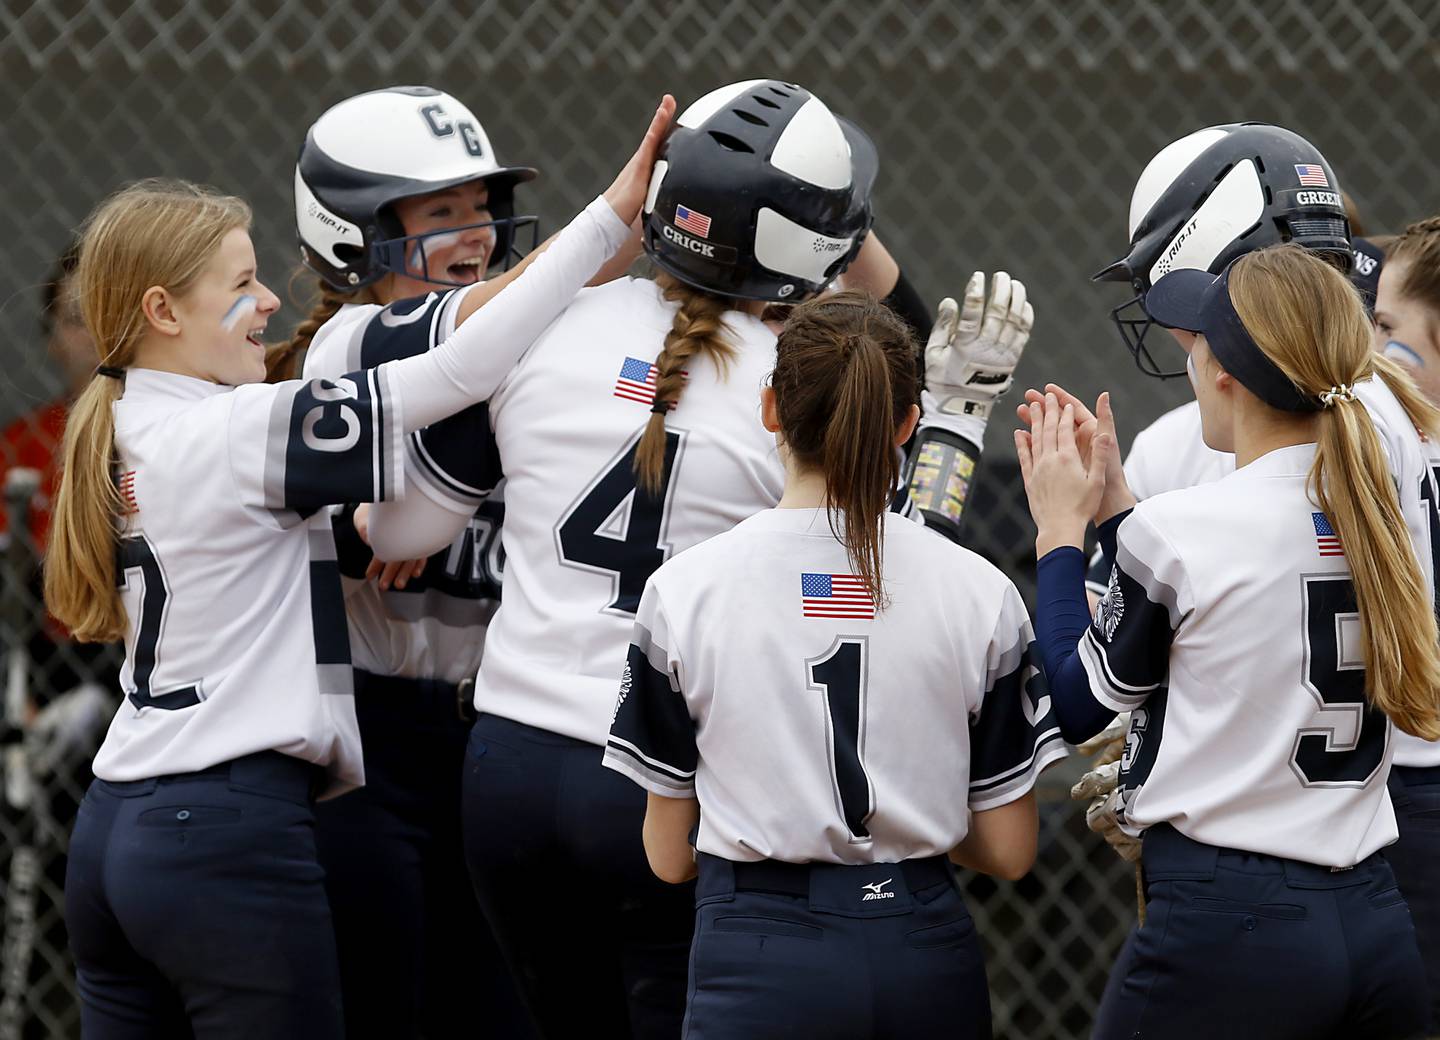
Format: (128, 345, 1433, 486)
(117, 536, 200, 712)
(807, 638, 875, 842)
(556, 430, 682, 615)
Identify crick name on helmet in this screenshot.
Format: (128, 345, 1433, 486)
(641, 79, 878, 304)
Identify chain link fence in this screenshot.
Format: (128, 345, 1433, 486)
(1, 1, 1438, 1035)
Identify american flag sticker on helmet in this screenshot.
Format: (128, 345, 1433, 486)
(1294, 164, 1329, 188)
(674, 205, 712, 238)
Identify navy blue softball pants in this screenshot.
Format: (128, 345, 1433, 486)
(461, 712, 695, 1040)
(65, 751, 343, 1040)
(1092, 823, 1427, 1040)
(1387, 764, 1440, 1035)
(683, 853, 991, 1040)
(313, 672, 532, 1040)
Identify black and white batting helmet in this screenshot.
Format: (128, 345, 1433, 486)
(642, 80, 877, 303)
(1096, 122, 1350, 377)
(295, 85, 538, 291)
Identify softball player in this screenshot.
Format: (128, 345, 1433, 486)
(603, 291, 1064, 1040)
(47, 99, 670, 1037)
(1062, 124, 1440, 1026)
(365, 79, 1032, 1038)
(1019, 245, 1436, 1040)
(287, 85, 542, 1038)
(1369, 216, 1440, 1032)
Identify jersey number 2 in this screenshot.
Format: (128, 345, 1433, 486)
(807, 638, 874, 842)
(1292, 574, 1386, 787)
(117, 536, 200, 711)
(556, 430, 682, 615)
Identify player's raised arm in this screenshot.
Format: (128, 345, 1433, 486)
(901, 273, 1034, 542)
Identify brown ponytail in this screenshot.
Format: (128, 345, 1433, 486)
(771, 292, 918, 611)
(45, 179, 250, 641)
(268, 272, 384, 384)
(633, 273, 735, 492)
(1229, 245, 1440, 740)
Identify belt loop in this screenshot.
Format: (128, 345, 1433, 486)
(695, 853, 738, 906)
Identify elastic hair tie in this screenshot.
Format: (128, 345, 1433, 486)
(95, 365, 126, 381)
(650, 399, 669, 415)
(1318, 384, 1357, 407)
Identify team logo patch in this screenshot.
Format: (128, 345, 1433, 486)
(674, 204, 711, 238)
(1313, 512, 1343, 556)
(801, 573, 875, 620)
(1294, 163, 1329, 188)
(612, 662, 633, 725)
(1096, 565, 1124, 642)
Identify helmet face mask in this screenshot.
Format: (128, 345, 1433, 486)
(295, 85, 539, 292)
(1098, 123, 1351, 378)
(1109, 293, 1190, 379)
(370, 213, 541, 289)
(640, 80, 876, 303)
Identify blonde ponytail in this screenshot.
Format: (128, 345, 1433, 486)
(44, 179, 250, 642)
(1230, 245, 1440, 739)
(633, 273, 735, 492)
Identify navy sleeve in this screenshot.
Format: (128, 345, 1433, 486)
(1035, 546, 1118, 743)
(228, 368, 404, 522)
(361, 291, 502, 509)
(603, 599, 697, 796)
(1076, 512, 1186, 714)
(968, 585, 1068, 809)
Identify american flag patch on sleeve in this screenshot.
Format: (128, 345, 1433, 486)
(1313, 512, 1343, 556)
(801, 573, 875, 619)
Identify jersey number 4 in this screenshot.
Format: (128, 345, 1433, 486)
(1292, 574, 1386, 787)
(556, 429, 683, 615)
(116, 536, 200, 712)
(807, 637, 875, 842)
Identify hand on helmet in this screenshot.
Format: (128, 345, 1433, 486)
(604, 95, 677, 226)
(925, 272, 1034, 418)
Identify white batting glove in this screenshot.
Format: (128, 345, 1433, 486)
(1077, 712, 1131, 768)
(925, 271, 1034, 420)
(1070, 761, 1142, 863)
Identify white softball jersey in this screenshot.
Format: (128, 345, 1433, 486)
(1083, 443, 1405, 866)
(602, 507, 1066, 864)
(89, 195, 629, 793)
(304, 288, 505, 684)
(475, 276, 791, 746)
(92, 366, 405, 795)
(1096, 380, 1440, 770)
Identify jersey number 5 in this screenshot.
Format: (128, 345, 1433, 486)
(556, 429, 683, 615)
(1292, 574, 1386, 787)
(117, 536, 200, 712)
(807, 637, 875, 842)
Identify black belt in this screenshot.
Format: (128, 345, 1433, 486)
(726, 854, 953, 896)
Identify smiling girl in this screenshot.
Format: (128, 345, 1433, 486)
(44, 95, 671, 1037)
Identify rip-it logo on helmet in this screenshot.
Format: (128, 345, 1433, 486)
(641, 78, 877, 303)
(1094, 122, 1351, 379)
(294, 85, 540, 291)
